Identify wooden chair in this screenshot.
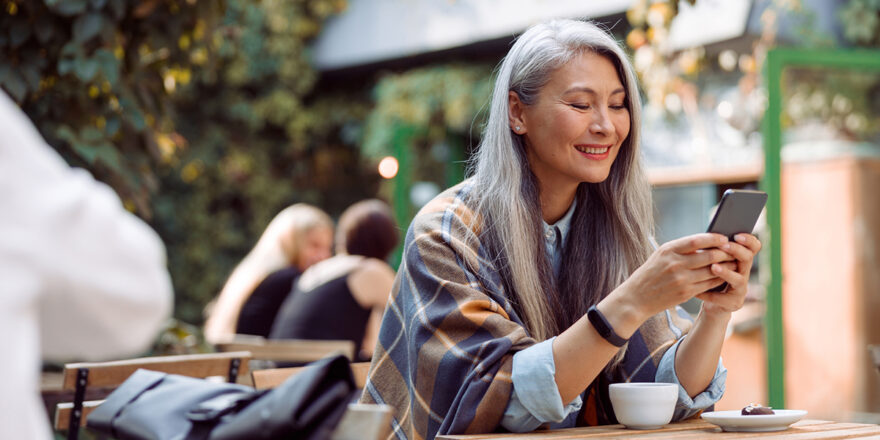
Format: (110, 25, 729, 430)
(252, 362, 390, 440)
(54, 351, 251, 440)
(215, 335, 355, 365)
(251, 361, 371, 390)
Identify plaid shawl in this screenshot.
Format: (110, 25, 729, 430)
(360, 181, 694, 440)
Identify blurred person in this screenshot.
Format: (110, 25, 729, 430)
(270, 199, 398, 361)
(0, 91, 173, 439)
(361, 19, 761, 439)
(203, 204, 333, 344)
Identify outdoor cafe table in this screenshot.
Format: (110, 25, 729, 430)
(436, 418, 880, 439)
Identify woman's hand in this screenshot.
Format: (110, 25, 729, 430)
(696, 233, 762, 317)
(615, 233, 735, 321)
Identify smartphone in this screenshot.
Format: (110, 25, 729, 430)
(705, 189, 767, 292)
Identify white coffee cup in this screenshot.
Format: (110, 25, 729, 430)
(609, 382, 678, 429)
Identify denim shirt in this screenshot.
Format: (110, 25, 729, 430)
(500, 200, 727, 432)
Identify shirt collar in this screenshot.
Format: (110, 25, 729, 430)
(542, 197, 577, 245)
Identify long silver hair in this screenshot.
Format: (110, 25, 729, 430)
(468, 19, 655, 341)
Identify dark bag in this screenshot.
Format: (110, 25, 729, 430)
(86, 355, 356, 440)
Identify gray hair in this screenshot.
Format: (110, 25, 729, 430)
(468, 19, 654, 341)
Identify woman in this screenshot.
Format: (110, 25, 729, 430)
(361, 19, 760, 439)
(270, 199, 398, 361)
(203, 203, 333, 344)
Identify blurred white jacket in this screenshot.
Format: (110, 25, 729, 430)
(0, 92, 173, 439)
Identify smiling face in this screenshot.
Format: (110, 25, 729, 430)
(509, 51, 631, 199)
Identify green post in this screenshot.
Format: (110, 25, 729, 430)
(390, 124, 417, 268)
(763, 49, 785, 410)
(762, 47, 880, 410)
(445, 136, 466, 187)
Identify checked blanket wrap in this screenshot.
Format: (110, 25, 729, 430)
(360, 180, 695, 440)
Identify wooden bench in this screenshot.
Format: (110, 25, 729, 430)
(252, 362, 390, 440)
(54, 351, 251, 440)
(252, 361, 371, 389)
(215, 335, 356, 365)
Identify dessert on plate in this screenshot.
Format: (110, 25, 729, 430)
(741, 403, 774, 416)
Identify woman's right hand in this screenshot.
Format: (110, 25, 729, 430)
(614, 233, 735, 321)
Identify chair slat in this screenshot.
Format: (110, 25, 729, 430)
(61, 351, 252, 390)
(54, 400, 103, 429)
(216, 337, 355, 363)
(252, 361, 371, 389)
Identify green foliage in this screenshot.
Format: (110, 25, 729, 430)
(1, 0, 221, 215)
(157, 0, 377, 323)
(2, 0, 379, 325)
(840, 0, 880, 46)
(363, 63, 494, 159)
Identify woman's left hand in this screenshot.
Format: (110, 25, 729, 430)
(696, 233, 761, 317)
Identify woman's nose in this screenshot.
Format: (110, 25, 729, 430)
(589, 111, 614, 135)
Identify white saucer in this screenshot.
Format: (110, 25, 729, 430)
(701, 409, 808, 432)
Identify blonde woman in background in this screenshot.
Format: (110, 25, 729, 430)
(203, 203, 333, 344)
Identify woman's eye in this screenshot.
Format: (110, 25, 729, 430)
(610, 105, 627, 110)
(571, 104, 590, 110)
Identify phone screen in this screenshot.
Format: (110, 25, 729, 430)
(707, 189, 768, 240)
(705, 189, 767, 292)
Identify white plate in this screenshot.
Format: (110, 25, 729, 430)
(701, 409, 808, 432)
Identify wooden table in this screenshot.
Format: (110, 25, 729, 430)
(436, 419, 880, 439)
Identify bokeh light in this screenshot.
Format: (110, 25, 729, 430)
(378, 156, 399, 179)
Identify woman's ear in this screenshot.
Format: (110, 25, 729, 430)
(508, 91, 526, 135)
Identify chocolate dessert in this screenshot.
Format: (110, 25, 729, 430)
(741, 403, 774, 415)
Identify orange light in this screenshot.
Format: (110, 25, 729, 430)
(378, 156, 399, 179)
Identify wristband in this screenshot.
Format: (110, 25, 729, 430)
(587, 305, 628, 347)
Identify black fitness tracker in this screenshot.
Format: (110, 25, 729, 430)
(587, 305, 628, 347)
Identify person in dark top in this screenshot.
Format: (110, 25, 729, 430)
(234, 267, 299, 337)
(204, 203, 334, 343)
(270, 199, 399, 361)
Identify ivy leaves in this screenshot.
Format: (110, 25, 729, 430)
(840, 0, 880, 45)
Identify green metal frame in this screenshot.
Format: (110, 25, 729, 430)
(762, 48, 880, 409)
(388, 125, 467, 267)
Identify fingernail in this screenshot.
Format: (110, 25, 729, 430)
(722, 243, 731, 250)
(735, 234, 746, 242)
(712, 264, 721, 273)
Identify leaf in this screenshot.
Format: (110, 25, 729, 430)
(73, 12, 105, 43)
(127, 109, 146, 131)
(60, 41, 82, 58)
(9, 21, 32, 48)
(0, 69, 27, 102)
(34, 16, 56, 44)
(94, 48, 119, 85)
(0, 63, 10, 83)
(73, 57, 99, 82)
(56, 125, 79, 144)
(49, 0, 88, 16)
(19, 64, 41, 91)
(105, 116, 121, 136)
(81, 127, 102, 143)
(93, 141, 123, 172)
(58, 58, 74, 75)
(71, 141, 99, 164)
